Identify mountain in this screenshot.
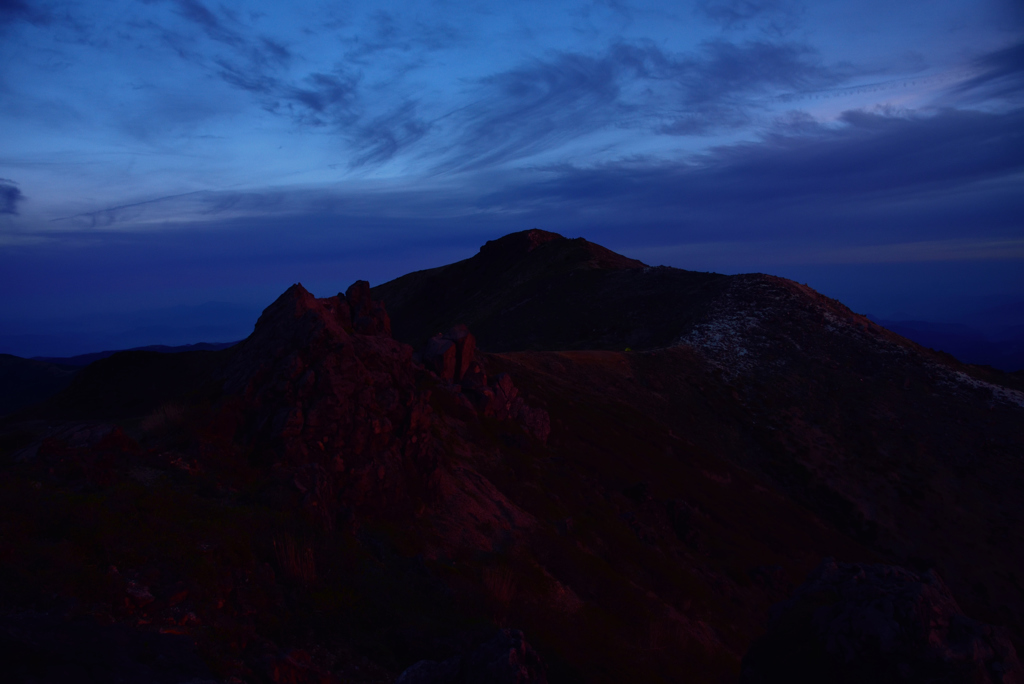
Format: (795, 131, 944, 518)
(372, 229, 726, 352)
(0, 342, 241, 419)
(33, 341, 240, 367)
(0, 301, 259, 359)
(1, 230, 1021, 683)
(0, 355, 78, 417)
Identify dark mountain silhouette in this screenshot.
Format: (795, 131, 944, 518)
(1, 230, 1021, 683)
(0, 342, 240, 419)
(0, 355, 77, 417)
(372, 229, 727, 352)
(33, 341, 240, 367)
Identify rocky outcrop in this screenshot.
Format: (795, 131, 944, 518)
(420, 324, 476, 383)
(344, 279, 392, 337)
(220, 282, 547, 549)
(418, 324, 550, 444)
(222, 283, 422, 520)
(741, 558, 1024, 683)
(422, 335, 457, 381)
(396, 629, 548, 684)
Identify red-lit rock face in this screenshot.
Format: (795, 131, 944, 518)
(221, 281, 546, 554)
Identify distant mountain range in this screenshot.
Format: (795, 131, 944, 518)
(0, 342, 238, 417)
(33, 341, 240, 367)
(0, 301, 259, 359)
(867, 316, 1024, 372)
(1, 230, 1021, 683)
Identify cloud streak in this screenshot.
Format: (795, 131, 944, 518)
(144, 0, 368, 131)
(952, 39, 1024, 103)
(0, 178, 23, 215)
(696, 0, 804, 35)
(37, 105, 1024, 262)
(423, 38, 848, 171)
(0, 0, 46, 27)
(126, 3, 853, 172)
(472, 105, 1024, 249)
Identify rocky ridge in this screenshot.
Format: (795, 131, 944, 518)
(1, 230, 1022, 683)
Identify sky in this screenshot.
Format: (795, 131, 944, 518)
(1, 0, 1023, 356)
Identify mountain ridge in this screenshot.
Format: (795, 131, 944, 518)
(0, 229, 1021, 683)
(373, 229, 728, 353)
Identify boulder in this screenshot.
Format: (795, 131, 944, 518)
(741, 558, 1024, 683)
(0, 611, 218, 683)
(517, 405, 550, 444)
(395, 656, 461, 684)
(395, 629, 547, 684)
(463, 628, 548, 684)
(423, 336, 457, 381)
(267, 649, 339, 684)
(442, 325, 477, 381)
(493, 373, 518, 408)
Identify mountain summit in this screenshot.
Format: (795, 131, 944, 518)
(374, 229, 723, 351)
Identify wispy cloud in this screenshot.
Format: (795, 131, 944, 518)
(3, 0, 1020, 220)
(703, 106, 1024, 199)
(430, 38, 849, 169)
(0, 0, 47, 27)
(43, 105, 1024, 257)
(951, 39, 1024, 104)
(350, 101, 431, 166)
(144, 0, 369, 131)
(341, 10, 463, 63)
(0, 178, 24, 215)
(281, 71, 361, 127)
(696, 0, 804, 36)
(438, 50, 626, 171)
(173, 0, 232, 39)
(474, 105, 1024, 248)
(627, 237, 1024, 266)
(121, 4, 850, 171)
(715, 106, 1014, 198)
(658, 39, 847, 133)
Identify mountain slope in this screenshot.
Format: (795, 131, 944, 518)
(2, 278, 879, 683)
(1, 231, 1022, 683)
(376, 230, 1024, 654)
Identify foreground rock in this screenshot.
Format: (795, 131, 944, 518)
(741, 558, 1024, 683)
(396, 629, 547, 684)
(0, 611, 218, 683)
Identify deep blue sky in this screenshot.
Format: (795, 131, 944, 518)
(1, 0, 1023, 356)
